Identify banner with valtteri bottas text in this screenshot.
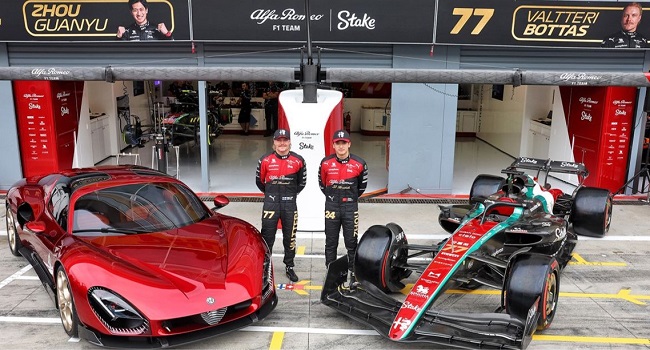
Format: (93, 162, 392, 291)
(436, 0, 650, 49)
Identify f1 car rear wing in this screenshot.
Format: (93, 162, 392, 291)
(547, 160, 588, 177)
(508, 157, 547, 171)
(508, 157, 588, 177)
(506, 158, 589, 186)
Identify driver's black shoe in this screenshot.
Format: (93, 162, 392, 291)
(285, 267, 299, 282)
(347, 270, 358, 290)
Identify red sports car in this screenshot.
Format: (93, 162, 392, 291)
(5, 165, 276, 347)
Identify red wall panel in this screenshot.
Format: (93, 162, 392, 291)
(566, 86, 636, 192)
(13, 81, 84, 178)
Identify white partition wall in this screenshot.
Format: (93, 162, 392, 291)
(279, 89, 343, 231)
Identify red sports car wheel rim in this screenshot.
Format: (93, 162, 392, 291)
(56, 269, 75, 333)
(6, 211, 16, 251)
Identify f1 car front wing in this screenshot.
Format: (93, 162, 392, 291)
(321, 257, 537, 350)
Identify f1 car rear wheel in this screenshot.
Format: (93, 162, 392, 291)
(470, 174, 505, 204)
(56, 266, 79, 337)
(504, 253, 559, 330)
(355, 223, 409, 293)
(6, 206, 22, 257)
(194, 121, 212, 146)
(571, 187, 612, 237)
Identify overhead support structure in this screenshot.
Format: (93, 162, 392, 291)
(108, 67, 298, 84)
(521, 71, 650, 86)
(0, 67, 107, 81)
(324, 68, 519, 85)
(1, 66, 650, 87)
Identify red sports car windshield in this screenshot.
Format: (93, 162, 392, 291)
(72, 182, 210, 235)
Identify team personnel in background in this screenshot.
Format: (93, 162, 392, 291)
(601, 2, 647, 48)
(256, 129, 307, 282)
(318, 130, 368, 287)
(263, 82, 280, 137)
(238, 83, 253, 135)
(116, 0, 173, 41)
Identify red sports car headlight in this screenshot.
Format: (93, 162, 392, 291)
(88, 287, 149, 335)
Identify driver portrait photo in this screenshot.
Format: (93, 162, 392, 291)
(116, 0, 173, 41)
(601, 2, 647, 48)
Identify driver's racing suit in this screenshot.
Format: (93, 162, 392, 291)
(318, 154, 368, 270)
(119, 22, 173, 41)
(256, 151, 306, 268)
(601, 30, 647, 48)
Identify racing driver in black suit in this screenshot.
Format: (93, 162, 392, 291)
(256, 129, 307, 283)
(319, 130, 368, 287)
(601, 2, 647, 48)
(116, 0, 173, 41)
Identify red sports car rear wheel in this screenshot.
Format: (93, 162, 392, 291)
(5, 207, 22, 257)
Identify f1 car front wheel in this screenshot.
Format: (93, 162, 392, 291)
(355, 223, 409, 293)
(6, 206, 22, 257)
(56, 266, 80, 337)
(504, 253, 559, 331)
(571, 187, 612, 237)
(194, 114, 219, 146)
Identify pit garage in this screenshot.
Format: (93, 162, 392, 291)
(1, 1, 650, 348)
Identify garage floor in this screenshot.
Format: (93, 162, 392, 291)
(100, 134, 578, 195)
(1, 197, 649, 349)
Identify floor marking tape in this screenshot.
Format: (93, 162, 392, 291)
(269, 332, 284, 350)
(0, 265, 33, 289)
(533, 334, 650, 345)
(0, 316, 60, 324)
(241, 326, 378, 335)
(1, 318, 648, 345)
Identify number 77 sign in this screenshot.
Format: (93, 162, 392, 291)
(450, 8, 495, 35)
(435, 0, 629, 49)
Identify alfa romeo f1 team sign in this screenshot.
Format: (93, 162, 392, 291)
(190, 0, 435, 44)
(436, 0, 648, 48)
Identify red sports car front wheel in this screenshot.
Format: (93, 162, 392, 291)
(56, 266, 80, 337)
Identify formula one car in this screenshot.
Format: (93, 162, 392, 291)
(322, 157, 612, 349)
(162, 105, 223, 146)
(163, 103, 224, 146)
(5, 166, 276, 347)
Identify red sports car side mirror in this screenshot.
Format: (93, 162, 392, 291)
(213, 195, 230, 210)
(25, 221, 46, 234)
